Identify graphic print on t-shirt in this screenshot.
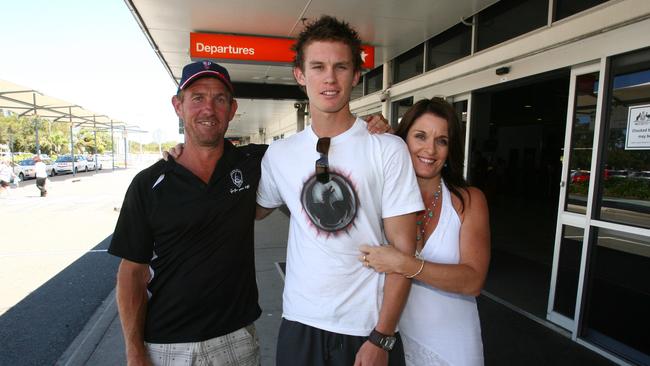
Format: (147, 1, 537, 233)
(300, 171, 358, 234)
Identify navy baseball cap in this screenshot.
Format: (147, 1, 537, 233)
(178, 60, 234, 93)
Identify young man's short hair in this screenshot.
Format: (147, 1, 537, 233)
(292, 15, 363, 72)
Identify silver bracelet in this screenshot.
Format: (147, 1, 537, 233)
(405, 258, 425, 279)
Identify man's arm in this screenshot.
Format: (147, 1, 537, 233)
(355, 212, 417, 366)
(116, 259, 152, 366)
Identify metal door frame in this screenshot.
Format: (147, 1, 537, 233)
(546, 60, 605, 332)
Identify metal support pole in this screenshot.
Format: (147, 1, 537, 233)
(110, 120, 115, 171)
(34, 119, 40, 155)
(69, 107, 75, 176)
(8, 132, 14, 164)
(123, 127, 128, 169)
(33, 93, 40, 155)
(93, 116, 97, 174)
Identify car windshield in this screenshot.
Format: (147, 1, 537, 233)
(56, 156, 73, 162)
(19, 160, 34, 166)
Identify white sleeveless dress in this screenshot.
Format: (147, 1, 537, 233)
(400, 182, 484, 366)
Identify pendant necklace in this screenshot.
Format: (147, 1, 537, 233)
(416, 183, 442, 256)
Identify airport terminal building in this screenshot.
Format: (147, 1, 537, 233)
(131, 0, 650, 364)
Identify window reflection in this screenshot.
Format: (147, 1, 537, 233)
(365, 66, 383, 95)
(582, 227, 650, 363)
(554, 0, 610, 22)
(426, 23, 472, 71)
(566, 72, 599, 213)
(393, 44, 424, 84)
(553, 226, 584, 319)
(476, 0, 548, 52)
(390, 97, 414, 129)
(598, 49, 650, 229)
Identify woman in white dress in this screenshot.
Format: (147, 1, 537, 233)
(360, 97, 491, 366)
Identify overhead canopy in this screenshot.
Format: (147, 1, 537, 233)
(0, 79, 144, 133)
(126, 0, 498, 137)
(127, 0, 498, 86)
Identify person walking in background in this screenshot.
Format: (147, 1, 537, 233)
(33, 156, 48, 197)
(360, 98, 491, 366)
(0, 159, 17, 197)
(256, 16, 423, 366)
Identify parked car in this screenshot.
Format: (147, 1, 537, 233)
(571, 170, 590, 183)
(54, 155, 89, 174)
(86, 155, 103, 171)
(604, 169, 629, 179)
(13, 158, 56, 180)
(630, 171, 650, 180)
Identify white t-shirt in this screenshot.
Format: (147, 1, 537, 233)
(35, 161, 47, 178)
(257, 118, 423, 336)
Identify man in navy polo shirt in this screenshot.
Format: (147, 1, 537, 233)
(109, 61, 264, 366)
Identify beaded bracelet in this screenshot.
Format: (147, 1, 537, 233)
(405, 258, 425, 279)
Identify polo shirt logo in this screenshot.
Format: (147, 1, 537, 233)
(230, 169, 243, 188)
(229, 169, 250, 194)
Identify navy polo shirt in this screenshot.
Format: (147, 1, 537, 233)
(109, 141, 267, 343)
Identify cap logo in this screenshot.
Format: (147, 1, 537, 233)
(202, 61, 212, 70)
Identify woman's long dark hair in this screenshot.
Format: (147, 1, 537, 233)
(395, 97, 469, 211)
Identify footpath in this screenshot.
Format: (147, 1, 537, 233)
(56, 210, 617, 366)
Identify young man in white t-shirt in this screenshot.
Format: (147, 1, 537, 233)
(256, 16, 423, 366)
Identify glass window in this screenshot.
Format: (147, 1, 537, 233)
(554, 0, 610, 21)
(582, 227, 650, 364)
(565, 72, 599, 214)
(426, 23, 472, 71)
(365, 66, 383, 95)
(553, 225, 584, 319)
(476, 0, 549, 52)
(597, 48, 650, 229)
(391, 97, 414, 129)
(393, 44, 424, 84)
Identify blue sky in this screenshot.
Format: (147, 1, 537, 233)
(0, 0, 179, 143)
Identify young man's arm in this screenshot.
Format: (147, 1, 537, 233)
(355, 212, 417, 366)
(116, 259, 152, 366)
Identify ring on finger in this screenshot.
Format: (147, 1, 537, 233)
(363, 255, 367, 262)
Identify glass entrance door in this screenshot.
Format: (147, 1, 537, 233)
(470, 71, 570, 319)
(550, 48, 650, 365)
(547, 63, 603, 330)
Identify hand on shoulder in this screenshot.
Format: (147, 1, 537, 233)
(363, 114, 394, 134)
(161, 143, 184, 161)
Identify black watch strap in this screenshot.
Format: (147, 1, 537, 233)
(367, 329, 396, 352)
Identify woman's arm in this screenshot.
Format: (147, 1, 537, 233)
(360, 187, 490, 296)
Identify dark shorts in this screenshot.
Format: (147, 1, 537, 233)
(276, 319, 405, 366)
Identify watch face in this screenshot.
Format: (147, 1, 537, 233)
(381, 337, 396, 350)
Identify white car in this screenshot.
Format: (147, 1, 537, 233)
(54, 155, 89, 174)
(13, 158, 56, 180)
(86, 155, 103, 171)
(631, 171, 650, 180)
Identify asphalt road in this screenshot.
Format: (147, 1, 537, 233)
(0, 163, 152, 366)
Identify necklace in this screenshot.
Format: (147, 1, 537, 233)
(416, 183, 442, 243)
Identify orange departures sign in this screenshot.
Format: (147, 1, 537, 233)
(190, 32, 375, 69)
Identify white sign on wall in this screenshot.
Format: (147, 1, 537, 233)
(625, 104, 650, 150)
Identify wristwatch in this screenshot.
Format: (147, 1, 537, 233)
(368, 328, 396, 351)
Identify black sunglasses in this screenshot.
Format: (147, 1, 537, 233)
(315, 137, 330, 183)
